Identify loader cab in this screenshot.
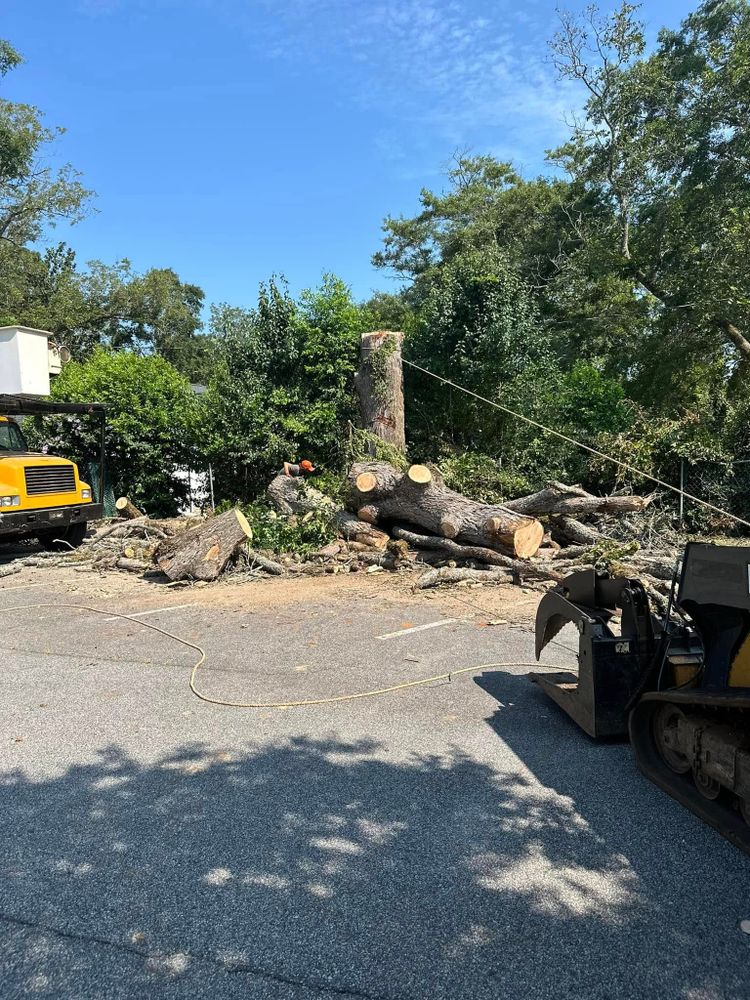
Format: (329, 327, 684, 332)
(678, 543, 750, 689)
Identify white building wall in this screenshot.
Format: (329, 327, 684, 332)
(0, 326, 53, 395)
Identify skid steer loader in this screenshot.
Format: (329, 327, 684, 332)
(532, 543, 750, 854)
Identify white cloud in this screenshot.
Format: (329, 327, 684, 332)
(77, 0, 578, 171)
(250, 0, 577, 169)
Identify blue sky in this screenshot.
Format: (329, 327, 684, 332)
(4, 0, 694, 316)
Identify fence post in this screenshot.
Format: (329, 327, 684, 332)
(679, 458, 685, 526)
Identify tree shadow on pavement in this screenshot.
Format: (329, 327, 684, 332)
(475, 668, 750, 1000)
(1, 725, 748, 999)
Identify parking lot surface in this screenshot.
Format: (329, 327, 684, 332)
(1, 567, 749, 999)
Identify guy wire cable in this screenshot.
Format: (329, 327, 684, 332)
(402, 358, 750, 531)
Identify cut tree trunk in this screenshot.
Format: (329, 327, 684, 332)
(505, 481, 654, 517)
(242, 550, 285, 575)
(336, 512, 390, 550)
(267, 474, 336, 516)
(155, 508, 253, 582)
(347, 461, 543, 559)
(548, 515, 607, 547)
(391, 526, 515, 568)
(115, 496, 144, 519)
(415, 566, 511, 589)
(353, 331, 406, 453)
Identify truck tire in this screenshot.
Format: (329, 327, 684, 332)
(37, 521, 88, 551)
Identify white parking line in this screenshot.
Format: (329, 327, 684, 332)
(103, 603, 195, 623)
(376, 618, 459, 641)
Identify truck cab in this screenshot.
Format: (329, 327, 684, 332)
(0, 413, 102, 549)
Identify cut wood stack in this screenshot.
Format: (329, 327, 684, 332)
(4, 460, 668, 595)
(347, 461, 544, 558)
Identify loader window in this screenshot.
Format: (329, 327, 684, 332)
(0, 421, 27, 452)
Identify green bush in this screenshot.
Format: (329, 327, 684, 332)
(203, 275, 373, 501)
(440, 452, 532, 502)
(218, 499, 336, 554)
(44, 348, 199, 516)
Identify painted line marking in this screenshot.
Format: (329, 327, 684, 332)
(103, 603, 195, 623)
(377, 618, 459, 641)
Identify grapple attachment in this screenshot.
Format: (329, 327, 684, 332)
(532, 568, 657, 738)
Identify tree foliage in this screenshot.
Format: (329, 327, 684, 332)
(0, 40, 92, 248)
(46, 350, 199, 516)
(2, 7, 749, 530)
(371, 1, 750, 526)
(201, 275, 371, 499)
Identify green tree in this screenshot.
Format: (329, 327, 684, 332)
(550, 0, 750, 370)
(0, 245, 211, 380)
(374, 153, 648, 375)
(46, 350, 199, 516)
(0, 40, 92, 248)
(202, 275, 370, 501)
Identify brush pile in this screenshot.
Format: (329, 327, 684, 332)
(0, 469, 687, 597)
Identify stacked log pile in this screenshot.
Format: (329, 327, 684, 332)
(262, 461, 680, 596)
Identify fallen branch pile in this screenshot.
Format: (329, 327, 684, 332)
(261, 461, 679, 595)
(0, 469, 684, 596)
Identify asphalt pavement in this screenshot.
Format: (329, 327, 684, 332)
(1, 573, 749, 999)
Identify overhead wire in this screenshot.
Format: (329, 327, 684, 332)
(402, 358, 750, 530)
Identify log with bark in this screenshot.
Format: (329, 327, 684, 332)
(347, 461, 544, 559)
(243, 549, 285, 575)
(267, 474, 390, 550)
(504, 481, 655, 517)
(115, 496, 144, 519)
(155, 507, 253, 582)
(548, 515, 608, 548)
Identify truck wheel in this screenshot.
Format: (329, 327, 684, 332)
(65, 522, 87, 548)
(37, 522, 87, 551)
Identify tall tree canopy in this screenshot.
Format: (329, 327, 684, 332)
(551, 0, 750, 369)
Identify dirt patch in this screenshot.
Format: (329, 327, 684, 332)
(0, 555, 541, 625)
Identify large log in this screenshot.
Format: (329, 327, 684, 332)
(548, 515, 606, 547)
(267, 475, 336, 516)
(156, 508, 252, 581)
(347, 461, 544, 559)
(353, 331, 406, 453)
(115, 496, 144, 519)
(505, 481, 654, 517)
(391, 525, 514, 568)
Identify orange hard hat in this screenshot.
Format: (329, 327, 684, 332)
(300, 459, 315, 472)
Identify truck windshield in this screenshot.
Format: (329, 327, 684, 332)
(0, 421, 27, 452)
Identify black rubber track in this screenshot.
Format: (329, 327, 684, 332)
(629, 690, 750, 856)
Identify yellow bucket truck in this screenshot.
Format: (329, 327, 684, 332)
(0, 394, 105, 549)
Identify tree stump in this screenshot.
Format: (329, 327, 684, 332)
(156, 508, 253, 581)
(353, 331, 406, 453)
(347, 461, 544, 559)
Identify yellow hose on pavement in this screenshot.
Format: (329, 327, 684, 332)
(0, 602, 544, 709)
